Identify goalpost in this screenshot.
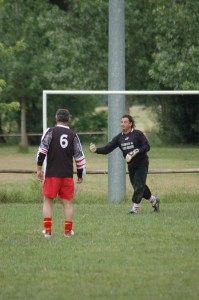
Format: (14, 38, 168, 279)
(42, 90, 199, 203)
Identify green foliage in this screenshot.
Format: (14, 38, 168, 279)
(0, 189, 24, 203)
(0, 39, 25, 57)
(29, 175, 43, 203)
(157, 96, 199, 144)
(147, 95, 199, 145)
(0, 40, 24, 112)
(0, 101, 20, 113)
(0, 102, 20, 145)
(0, 0, 199, 145)
(47, 96, 99, 124)
(72, 110, 108, 143)
(0, 79, 6, 94)
(49, 0, 70, 11)
(0, 175, 42, 204)
(43, 0, 108, 90)
(149, 1, 199, 90)
(0, 79, 6, 87)
(125, 1, 156, 90)
(146, 1, 199, 143)
(0, 0, 105, 143)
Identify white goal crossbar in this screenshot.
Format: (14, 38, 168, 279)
(42, 90, 199, 131)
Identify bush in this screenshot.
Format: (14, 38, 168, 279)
(71, 110, 108, 143)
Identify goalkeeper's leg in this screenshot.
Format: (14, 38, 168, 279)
(128, 165, 148, 213)
(143, 184, 160, 212)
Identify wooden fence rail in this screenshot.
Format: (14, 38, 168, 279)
(0, 132, 106, 137)
(0, 169, 199, 174)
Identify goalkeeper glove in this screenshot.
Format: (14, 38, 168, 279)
(125, 149, 139, 163)
(89, 143, 97, 153)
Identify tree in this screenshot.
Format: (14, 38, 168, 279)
(1, 0, 199, 146)
(149, 1, 199, 90)
(49, 0, 70, 11)
(148, 0, 199, 143)
(155, 95, 199, 144)
(0, 41, 22, 144)
(43, 0, 108, 90)
(125, 1, 156, 90)
(0, 0, 101, 146)
(0, 0, 53, 148)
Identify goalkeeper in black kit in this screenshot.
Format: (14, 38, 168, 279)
(89, 114, 160, 214)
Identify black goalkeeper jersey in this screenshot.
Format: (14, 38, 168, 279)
(37, 125, 86, 178)
(96, 129, 150, 168)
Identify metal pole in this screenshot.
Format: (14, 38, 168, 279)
(43, 91, 47, 132)
(42, 91, 47, 171)
(108, 0, 126, 202)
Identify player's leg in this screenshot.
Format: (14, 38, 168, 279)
(42, 177, 60, 237)
(128, 165, 148, 213)
(43, 196, 53, 237)
(143, 185, 151, 199)
(43, 196, 53, 218)
(143, 185, 160, 212)
(59, 178, 75, 237)
(61, 198, 74, 236)
(128, 167, 140, 213)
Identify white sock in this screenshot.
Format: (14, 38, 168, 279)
(132, 203, 141, 213)
(149, 195, 156, 205)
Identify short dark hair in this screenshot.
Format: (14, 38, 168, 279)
(121, 114, 135, 128)
(55, 109, 70, 122)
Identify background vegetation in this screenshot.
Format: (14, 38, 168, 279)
(0, 0, 199, 147)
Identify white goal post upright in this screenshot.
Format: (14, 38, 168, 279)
(42, 90, 199, 203)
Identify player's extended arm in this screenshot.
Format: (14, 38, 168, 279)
(89, 136, 119, 155)
(89, 143, 97, 153)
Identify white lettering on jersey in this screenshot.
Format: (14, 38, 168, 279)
(121, 141, 134, 151)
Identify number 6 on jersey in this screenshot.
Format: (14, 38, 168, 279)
(60, 134, 68, 148)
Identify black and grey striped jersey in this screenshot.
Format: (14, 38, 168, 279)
(96, 129, 150, 167)
(37, 125, 86, 178)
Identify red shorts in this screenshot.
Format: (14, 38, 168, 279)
(43, 177, 74, 200)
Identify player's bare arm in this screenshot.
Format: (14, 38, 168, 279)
(36, 165, 44, 182)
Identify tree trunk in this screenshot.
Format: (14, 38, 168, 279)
(125, 97, 130, 114)
(0, 115, 6, 144)
(20, 98, 28, 151)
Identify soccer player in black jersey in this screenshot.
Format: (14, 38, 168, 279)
(89, 114, 160, 214)
(36, 109, 86, 237)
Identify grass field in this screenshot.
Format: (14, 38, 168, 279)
(0, 107, 198, 299)
(0, 203, 199, 300)
(0, 144, 199, 300)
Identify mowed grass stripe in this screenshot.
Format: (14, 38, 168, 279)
(0, 202, 198, 300)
